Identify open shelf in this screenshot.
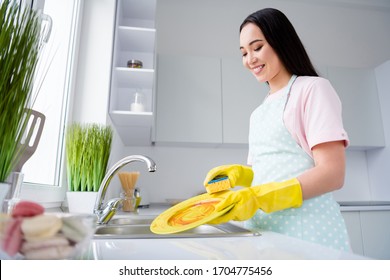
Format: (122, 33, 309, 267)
(109, 0, 156, 146)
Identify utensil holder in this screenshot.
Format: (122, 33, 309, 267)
(2, 172, 24, 214)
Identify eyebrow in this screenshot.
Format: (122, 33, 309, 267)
(240, 39, 263, 50)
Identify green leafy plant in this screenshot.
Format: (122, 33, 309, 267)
(66, 123, 113, 192)
(0, 0, 44, 181)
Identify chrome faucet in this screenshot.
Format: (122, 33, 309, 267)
(93, 155, 156, 224)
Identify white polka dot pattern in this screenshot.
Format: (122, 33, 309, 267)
(247, 76, 351, 252)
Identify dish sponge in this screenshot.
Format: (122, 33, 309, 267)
(205, 176, 231, 194)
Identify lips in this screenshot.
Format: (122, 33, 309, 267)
(252, 64, 264, 74)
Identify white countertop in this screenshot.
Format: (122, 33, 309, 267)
(339, 201, 390, 211)
(89, 232, 366, 260)
(84, 205, 368, 260)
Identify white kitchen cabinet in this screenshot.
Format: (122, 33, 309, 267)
(155, 56, 268, 146)
(221, 58, 268, 145)
(155, 62, 386, 148)
(327, 67, 385, 149)
(155, 54, 222, 144)
(341, 211, 364, 255)
(341, 208, 390, 259)
(360, 210, 390, 259)
(109, 0, 156, 145)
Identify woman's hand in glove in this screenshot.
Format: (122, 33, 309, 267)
(203, 164, 254, 188)
(208, 187, 260, 224)
(209, 178, 303, 224)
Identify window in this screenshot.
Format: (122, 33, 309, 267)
(20, 0, 82, 206)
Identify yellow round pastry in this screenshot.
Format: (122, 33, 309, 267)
(21, 214, 63, 241)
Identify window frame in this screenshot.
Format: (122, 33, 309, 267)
(20, 0, 83, 208)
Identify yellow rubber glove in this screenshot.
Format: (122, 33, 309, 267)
(208, 178, 303, 224)
(203, 164, 254, 188)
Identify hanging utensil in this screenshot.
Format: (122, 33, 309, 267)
(14, 109, 46, 172)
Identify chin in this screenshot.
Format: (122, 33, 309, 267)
(255, 75, 268, 84)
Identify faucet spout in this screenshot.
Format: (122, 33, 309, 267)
(93, 155, 156, 224)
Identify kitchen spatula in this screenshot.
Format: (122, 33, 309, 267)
(14, 109, 46, 172)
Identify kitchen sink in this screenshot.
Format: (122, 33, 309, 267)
(107, 217, 155, 225)
(93, 215, 258, 239)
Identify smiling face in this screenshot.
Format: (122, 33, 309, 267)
(240, 23, 291, 93)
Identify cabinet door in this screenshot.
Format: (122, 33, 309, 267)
(360, 211, 390, 259)
(221, 58, 268, 145)
(155, 55, 222, 144)
(327, 67, 385, 148)
(341, 211, 364, 256)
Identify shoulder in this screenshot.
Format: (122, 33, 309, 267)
(291, 76, 340, 105)
(285, 76, 348, 152)
(294, 76, 335, 93)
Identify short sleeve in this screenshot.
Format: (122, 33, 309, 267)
(284, 77, 349, 157)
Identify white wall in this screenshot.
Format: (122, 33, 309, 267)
(73, 0, 390, 203)
(71, 0, 115, 124)
(366, 61, 390, 201)
(333, 151, 371, 202)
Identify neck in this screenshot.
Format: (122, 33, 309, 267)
(268, 71, 293, 94)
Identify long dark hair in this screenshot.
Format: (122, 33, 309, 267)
(240, 8, 318, 77)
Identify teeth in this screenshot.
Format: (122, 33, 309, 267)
(253, 65, 264, 74)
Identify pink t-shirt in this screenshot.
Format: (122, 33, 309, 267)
(248, 76, 349, 163)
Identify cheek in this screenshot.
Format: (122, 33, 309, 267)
(242, 57, 250, 69)
(261, 47, 272, 61)
(263, 47, 281, 68)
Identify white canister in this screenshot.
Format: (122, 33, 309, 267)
(130, 92, 145, 112)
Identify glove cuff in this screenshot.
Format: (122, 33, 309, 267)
(252, 178, 303, 213)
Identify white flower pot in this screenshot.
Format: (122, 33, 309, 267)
(66, 191, 98, 214)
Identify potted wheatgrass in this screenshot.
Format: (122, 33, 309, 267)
(0, 0, 47, 206)
(65, 123, 113, 213)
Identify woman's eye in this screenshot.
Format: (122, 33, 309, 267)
(241, 52, 247, 57)
(254, 46, 262, 51)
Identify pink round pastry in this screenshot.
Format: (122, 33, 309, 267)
(1, 217, 23, 256)
(12, 201, 44, 218)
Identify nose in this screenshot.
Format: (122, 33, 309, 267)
(245, 52, 257, 66)
(250, 54, 257, 64)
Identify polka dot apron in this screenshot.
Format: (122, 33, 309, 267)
(246, 75, 351, 251)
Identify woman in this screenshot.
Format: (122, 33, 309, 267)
(204, 8, 351, 251)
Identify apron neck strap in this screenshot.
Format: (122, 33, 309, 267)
(283, 74, 298, 111)
(286, 74, 297, 91)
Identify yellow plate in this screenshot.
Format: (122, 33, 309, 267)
(150, 194, 234, 234)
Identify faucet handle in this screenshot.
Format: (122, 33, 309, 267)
(96, 198, 122, 224)
(106, 198, 122, 208)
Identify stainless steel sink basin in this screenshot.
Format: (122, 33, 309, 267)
(94, 216, 258, 239)
(108, 217, 155, 225)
